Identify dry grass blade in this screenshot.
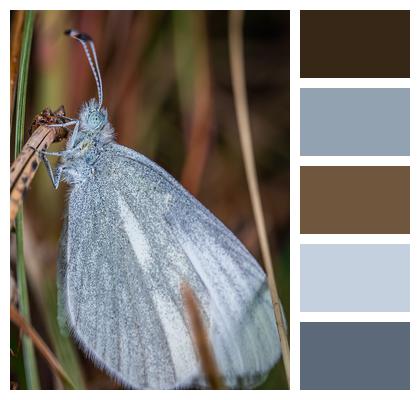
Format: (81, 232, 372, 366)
(10, 108, 67, 227)
(228, 10, 290, 386)
(10, 274, 18, 306)
(181, 282, 224, 389)
(10, 304, 76, 389)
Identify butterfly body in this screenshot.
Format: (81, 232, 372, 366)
(53, 100, 113, 185)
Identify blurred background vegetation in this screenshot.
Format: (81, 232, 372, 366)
(10, 10, 290, 389)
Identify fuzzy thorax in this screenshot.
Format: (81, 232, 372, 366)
(60, 99, 116, 184)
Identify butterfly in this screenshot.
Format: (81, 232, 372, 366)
(37, 29, 281, 389)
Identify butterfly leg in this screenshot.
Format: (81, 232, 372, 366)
(37, 151, 65, 189)
(30, 145, 76, 159)
(36, 119, 80, 158)
(48, 119, 79, 129)
(31, 145, 83, 189)
(48, 119, 81, 148)
(30, 119, 77, 189)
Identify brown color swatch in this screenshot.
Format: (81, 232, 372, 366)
(300, 10, 410, 78)
(300, 167, 410, 234)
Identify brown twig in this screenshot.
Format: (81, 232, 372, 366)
(10, 107, 67, 227)
(10, 11, 25, 121)
(10, 274, 18, 306)
(181, 282, 224, 389)
(10, 304, 75, 389)
(228, 10, 290, 387)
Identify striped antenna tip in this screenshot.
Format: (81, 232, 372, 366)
(64, 29, 92, 42)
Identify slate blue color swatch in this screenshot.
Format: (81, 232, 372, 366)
(300, 244, 410, 312)
(300, 88, 410, 156)
(300, 322, 410, 390)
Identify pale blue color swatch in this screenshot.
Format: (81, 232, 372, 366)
(300, 244, 410, 312)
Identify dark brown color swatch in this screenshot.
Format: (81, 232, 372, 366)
(300, 10, 410, 78)
(301, 167, 410, 234)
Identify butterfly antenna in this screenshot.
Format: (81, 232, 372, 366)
(65, 29, 104, 109)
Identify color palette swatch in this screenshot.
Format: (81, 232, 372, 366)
(299, 9, 410, 390)
(300, 244, 410, 312)
(301, 89, 410, 156)
(300, 10, 410, 78)
(300, 323, 410, 389)
(300, 166, 410, 234)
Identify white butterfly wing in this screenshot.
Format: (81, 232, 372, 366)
(59, 143, 281, 389)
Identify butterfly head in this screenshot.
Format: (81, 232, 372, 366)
(79, 98, 108, 133)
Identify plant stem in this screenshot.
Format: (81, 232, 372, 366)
(228, 10, 290, 387)
(181, 282, 224, 389)
(10, 305, 76, 389)
(13, 10, 40, 390)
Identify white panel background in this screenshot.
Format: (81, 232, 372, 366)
(2, 0, 419, 398)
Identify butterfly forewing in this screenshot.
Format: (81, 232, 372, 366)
(59, 143, 281, 389)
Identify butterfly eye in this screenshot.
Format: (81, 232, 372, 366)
(87, 111, 104, 130)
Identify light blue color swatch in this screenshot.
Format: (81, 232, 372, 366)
(300, 88, 410, 155)
(300, 322, 410, 390)
(300, 244, 410, 312)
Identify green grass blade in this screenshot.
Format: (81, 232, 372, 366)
(13, 10, 40, 390)
(14, 10, 34, 158)
(43, 279, 85, 389)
